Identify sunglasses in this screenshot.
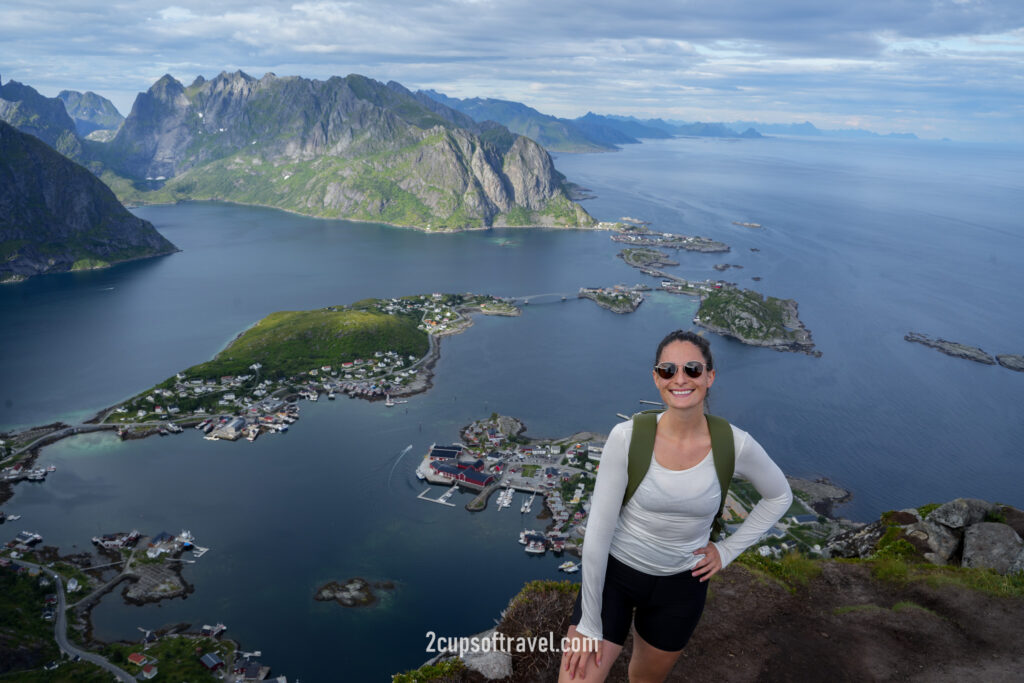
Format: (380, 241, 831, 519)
(654, 361, 707, 380)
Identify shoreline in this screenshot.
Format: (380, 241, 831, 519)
(123, 198, 614, 235)
(0, 301, 520, 493)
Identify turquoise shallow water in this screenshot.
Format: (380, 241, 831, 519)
(2, 136, 1022, 680)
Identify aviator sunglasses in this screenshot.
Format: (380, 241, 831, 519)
(654, 360, 707, 380)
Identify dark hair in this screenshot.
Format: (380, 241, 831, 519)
(654, 330, 714, 370)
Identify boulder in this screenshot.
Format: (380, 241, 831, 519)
(825, 520, 885, 559)
(927, 498, 994, 530)
(905, 519, 961, 565)
(995, 504, 1024, 539)
(460, 629, 513, 680)
(962, 523, 1024, 575)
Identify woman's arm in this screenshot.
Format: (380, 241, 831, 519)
(575, 421, 631, 641)
(713, 427, 792, 569)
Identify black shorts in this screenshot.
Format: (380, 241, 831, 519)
(570, 554, 708, 652)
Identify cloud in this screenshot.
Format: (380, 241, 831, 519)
(1, 0, 1022, 140)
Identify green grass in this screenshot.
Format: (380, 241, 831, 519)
(182, 305, 428, 380)
(733, 551, 823, 592)
(0, 571, 61, 674)
(392, 658, 467, 682)
(0, 660, 111, 681)
(697, 288, 795, 341)
(832, 603, 884, 616)
(103, 634, 233, 681)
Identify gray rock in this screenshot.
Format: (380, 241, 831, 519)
(460, 629, 513, 680)
(962, 523, 1024, 575)
(996, 505, 1024, 539)
(996, 354, 1024, 372)
(906, 519, 961, 565)
(927, 498, 995, 530)
(825, 520, 886, 559)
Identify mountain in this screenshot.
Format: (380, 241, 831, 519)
(0, 120, 177, 283)
(100, 71, 592, 230)
(729, 120, 918, 140)
(58, 90, 124, 138)
(420, 91, 615, 153)
(575, 113, 673, 141)
(0, 75, 82, 159)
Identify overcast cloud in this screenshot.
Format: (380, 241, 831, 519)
(1, 0, 1022, 141)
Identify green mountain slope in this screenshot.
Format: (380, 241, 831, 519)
(100, 71, 593, 230)
(0, 120, 177, 283)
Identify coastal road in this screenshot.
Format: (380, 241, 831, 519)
(17, 559, 135, 682)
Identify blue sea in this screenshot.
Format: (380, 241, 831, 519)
(1, 136, 1022, 680)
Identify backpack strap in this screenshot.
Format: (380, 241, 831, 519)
(622, 410, 659, 507)
(705, 414, 735, 541)
(622, 411, 735, 540)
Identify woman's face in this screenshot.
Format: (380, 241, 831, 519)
(653, 340, 715, 410)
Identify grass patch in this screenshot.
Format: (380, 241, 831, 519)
(734, 551, 822, 592)
(892, 601, 938, 616)
(392, 658, 467, 682)
(917, 503, 941, 518)
(832, 603, 884, 615)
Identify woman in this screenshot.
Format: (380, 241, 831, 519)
(560, 330, 792, 682)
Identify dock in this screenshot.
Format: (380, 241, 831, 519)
(417, 487, 457, 507)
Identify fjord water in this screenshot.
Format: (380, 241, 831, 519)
(2, 136, 1022, 680)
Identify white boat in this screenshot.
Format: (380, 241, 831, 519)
(385, 394, 395, 407)
(525, 539, 546, 554)
(5, 514, 21, 521)
(558, 561, 579, 572)
(45, 465, 57, 472)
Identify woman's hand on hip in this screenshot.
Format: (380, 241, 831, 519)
(691, 542, 722, 582)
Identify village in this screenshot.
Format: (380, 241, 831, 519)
(1, 521, 294, 681)
(414, 415, 838, 574)
(97, 293, 520, 445)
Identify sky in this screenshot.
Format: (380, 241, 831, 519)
(1, 0, 1022, 141)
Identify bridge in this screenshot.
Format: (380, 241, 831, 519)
(505, 292, 576, 305)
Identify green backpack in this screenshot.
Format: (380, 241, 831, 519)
(621, 410, 735, 540)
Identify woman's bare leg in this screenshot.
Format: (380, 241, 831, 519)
(626, 630, 684, 683)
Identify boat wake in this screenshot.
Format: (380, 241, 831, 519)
(387, 444, 414, 491)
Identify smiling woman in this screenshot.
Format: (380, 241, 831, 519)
(560, 329, 793, 682)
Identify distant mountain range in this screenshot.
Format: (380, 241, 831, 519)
(725, 120, 918, 140)
(0, 119, 176, 283)
(419, 92, 768, 152)
(58, 90, 124, 139)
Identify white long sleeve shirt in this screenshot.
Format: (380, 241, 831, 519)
(576, 414, 792, 642)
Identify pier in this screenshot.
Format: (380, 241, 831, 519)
(417, 487, 457, 507)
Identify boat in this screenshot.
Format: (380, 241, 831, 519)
(166, 423, 183, 433)
(45, 465, 57, 472)
(385, 394, 395, 407)
(558, 561, 579, 572)
(5, 514, 21, 521)
(525, 539, 546, 554)
(328, 391, 336, 400)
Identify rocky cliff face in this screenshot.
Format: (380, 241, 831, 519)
(0, 76, 82, 159)
(105, 71, 591, 229)
(0, 120, 177, 283)
(58, 89, 124, 137)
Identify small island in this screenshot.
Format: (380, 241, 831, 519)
(315, 578, 395, 608)
(617, 247, 679, 269)
(577, 285, 648, 314)
(608, 222, 730, 253)
(904, 332, 1024, 374)
(694, 287, 820, 357)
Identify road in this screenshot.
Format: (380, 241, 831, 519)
(17, 559, 135, 682)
